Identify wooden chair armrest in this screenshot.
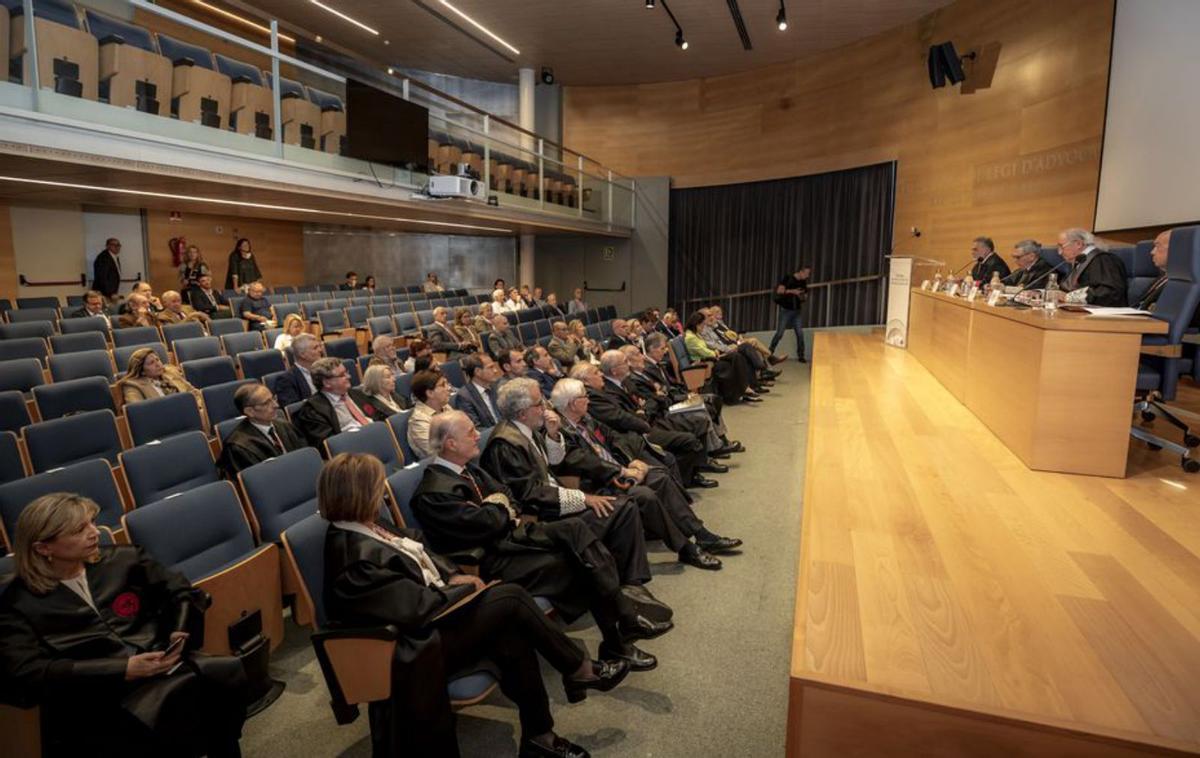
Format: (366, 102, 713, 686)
(312, 625, 399, 721)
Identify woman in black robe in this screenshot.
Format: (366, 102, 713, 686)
(319, 452, 629, 758)
(0, 493, 248, 758)
(224, 238, 262, 291)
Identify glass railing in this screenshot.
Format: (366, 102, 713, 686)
(0, 0, 635, 229)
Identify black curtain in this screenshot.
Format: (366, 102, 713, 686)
(668, 161, 895, 331)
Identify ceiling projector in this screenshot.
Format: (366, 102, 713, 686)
(427, 175, 485, 200)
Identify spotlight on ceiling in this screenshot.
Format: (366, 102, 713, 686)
(645, 0, 655, 7)
(675, 29, 688, 50)
(540, 66, 555, 85)
(386, 67, 394, 75)
(776, 1, 787, 31)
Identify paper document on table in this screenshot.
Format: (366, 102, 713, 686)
(1064, 306, 1154, 317)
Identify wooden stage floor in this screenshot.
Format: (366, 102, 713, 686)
(787, 330, 1200, 757)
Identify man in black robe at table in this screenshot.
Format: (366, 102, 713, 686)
(1001, 239, 1055, 289)
(218, 383, 307, 478)
(413, 411, 668, 670)
(549, 377, 742, 572)
(479, 378, 672, 621)
(968, 236, 1011, 284)
(1059, 227, 1128, 306)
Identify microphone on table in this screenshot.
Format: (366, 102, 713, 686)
(947, 257, 976, 278)
(1013, 259, 1071, 295)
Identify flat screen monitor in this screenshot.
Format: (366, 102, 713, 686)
(345, 78, 430, 171)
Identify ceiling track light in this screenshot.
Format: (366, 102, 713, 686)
(309, 0, 379, 36)
(777, 0, 787, 31)
(675, 29, 688, 50)
(660, 0, 687, 51)
(645, 0, 655, 7)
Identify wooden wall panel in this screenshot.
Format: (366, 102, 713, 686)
(0, 203, 17, 302)
(563, 0, 1116, 273)
(144, 210, 305, 294)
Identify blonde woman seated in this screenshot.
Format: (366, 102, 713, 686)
(570, 319, 602, 364)
(350, 364, 411, 422)
(121, 347, 204, 410)
(452, 307, 483, 352)
(274, 313, 306, 352)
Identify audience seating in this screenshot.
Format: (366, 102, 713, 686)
(272, 302, 301, 323)
(440, 359, 465, 389)
(15, 297, 59, 309)
(215, 415, 243, 445)
(324, 337, 358, 361)
(0, 458, 126, 549)
(7, 307, 60, 324)
(57, 316, 109, 336)
(518, 322, 537, 345)
(0, 390, 32, 432)
(1123, 242, 1160, 306)
(201, 378, 258, 428)
(8, 0, 98, 99)
(324, 423, 405, 474)
(122, 480, 284, 655)
(214, 53, 272, 138)
(384, 462, 428, 530)
(182, 356, 237, 388)
(24, 408, 123, 473)
(386, 408, 416, 463)
(113, 341, 167, 369)
(49, 331, 106, 354)
(668, 335, 710, 391)
(0, 431, 26, 486)
(272, 73, 320, 149)
(393, 372, 412, 403)
(172, 335, 222, 363)
(112, 325, 161, 347)
(32, 375, 114, 420)
(0, 321, 55, 341)
(0, 337, 50, 367)
(161, 320, 205, 349)
(284, 400, 306, 422)
(238, 447, 323, 543)
(155, 33, 229, 129)
(307, 85, 346, 154)
(84, 9, 171, 115)
(0, 358, 45, 395)
(126, 391, 206, 446)
(209, 318, 246, 337)
(239, 348, 287, 381)
(120, 431, 218, 508)
(48, 349, 114, 382)
(367, 315, 394, 342)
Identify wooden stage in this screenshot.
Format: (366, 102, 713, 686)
(787, 330, 1200, 756)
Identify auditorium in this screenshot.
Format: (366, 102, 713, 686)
(0, 0, 1197, 756)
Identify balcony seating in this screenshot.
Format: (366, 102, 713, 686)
(306, 85, 345, 155)
(270, 73, 320, 150)
(214, 53, 272, 138)
(8, 0, 98, 100)
(84, 9, 170, 115)
(156, 33, 229, 129)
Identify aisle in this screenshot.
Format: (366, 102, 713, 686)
(241, 363, 811, 757)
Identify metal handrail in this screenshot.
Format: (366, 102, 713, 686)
(681, 274, 884, 304)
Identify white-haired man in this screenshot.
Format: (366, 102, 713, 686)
(1059, 227, 1127, 306)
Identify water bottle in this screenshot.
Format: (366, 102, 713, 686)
(989, 271, 1003, 294)
(1044, 273, 1059, 311)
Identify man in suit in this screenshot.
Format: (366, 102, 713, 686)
(543, 293, 566, 321)
(156, 290, 211, 327)
(414, 410, 668, 670)
(606, 319, 636, 351)
(217, 383, 306, 477)
(69, 290, 113, 328)
(548, 320, 588, 368)
(1002, 239, 1055, 289)
(426, 306, 472, 357)
(525, 345, 563, 398)
(479, 378, 672, 621)
(486, 314, 522, 360)
(453, 353, 501, 428)
(91, 237, 122, 300)
(968, 236, 1011, 284)
(586, 350, 719, 489)
(274, 333, 323, 407)
(1134, 229, 1171, 311)
(495, 347, 527, 396)
(550, 378, 741, 572)
(1060, 228, 1128, 306)
(339, 271, 358, 291)
(621, 345, 736, 456)
(188, 273, 230, 318)
(642, 333, 743, 454)
(293, 357, 373, 449)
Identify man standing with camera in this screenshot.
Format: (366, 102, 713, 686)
(770, 267, 810, 363)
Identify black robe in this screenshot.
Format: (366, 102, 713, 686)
(970, 252, 1011, 284)
(480, 421, 651, 585)
(217, 417, 307, 478)
(626, 372, 717, 449)
(224, 251, 261, 290)
(586, 381, 706, 482)
(1065, 249, 1128, 306)
(0, 546, 247, 757)
(1002, 258, 1054, 289)
(292, 393, 345, 450)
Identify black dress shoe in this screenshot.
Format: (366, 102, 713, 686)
(711, 443, 739, 457)
(760, 369, 781, 379)
(620, 584, 673, 622)
(679, 543, 722, 570)
(563, 659, 630, 703)
(688, 474, 719, 489)
(798, 356, 808, 363)
(710, 449, 731, 459)
(723, 440, 745, 453)
(769, 354, 788, 365)
(696, 535, 743, 554)
(619, 614, 674, 642)
(599, 641, 658, 672)
(520, 735, 591, 758)
(741, 395, 764, 404)
(699, 460, 729, 474)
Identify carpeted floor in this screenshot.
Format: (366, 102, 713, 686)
(241, 361, 811, 757)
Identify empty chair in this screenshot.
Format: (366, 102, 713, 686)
(368, 315, 395, 342)
(201, 378, 258, 428)
(239, 348, 286, 381)
(0, 431, 26, 486)
(324, 423, 405, 474)
(172, 335, 222, 363)
(0, 390, 32, 432)
(386, 408, 416, 463)
(299, 300, 327, 322)
(345, 305, 369, 331)
(0, 459, 126, 546)
(534, 319, 552, 338)
(24, 409, 123, 473)
(518, 322, 537, 345)
(208, 318, 246, 337)
(393, 372, 413, 404)
(125, 391, 206, 446)
(15, 296, 59, 309)
(261, 371, 288, 398)
(440, 359, 465, 389)
(221, 331, 264, 359)
(395, 311, 420, 337)
(113, 342, 168, 371)
(324, 337, 358, 361)
(0, 358, 45, 395)
(273, 286, 296, 295)
(307, 85, 346, 154)
(48, 349, 114, 382)
(182, 356, 237, 388)
(317, 309, 351, 338)
(272, 302, 301, 324)
(112, 325, 161, 347)
(32, 376, 114, 420)
(84, 9, 171, 114)
(384, 462, 428, 530)
(272, 73, 320, 149)
(50, 331, 107, 355)
(0, 321, 55, 341)
(155, 33, 230, 128)
(120, 431, 218, 507)
(517, 308, 540, 324)
(57, 316, 111, 336)
(8, 0, 98, 99)
(238, 447, 323, 542)
(213, 53, 272, 138)
(7, 307, 59, 323)
(0, 337, 50, 367)
(121, 480, 284, 656)
(161, 321, 206, 349)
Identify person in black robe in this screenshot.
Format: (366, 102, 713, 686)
(549, 378, 743, 572)
(968, 236, 1011, 284)
(224, 238, 262, 291)
(1001, 240, 1055, 289)
(0, 494, 248, 758)
(479, 379, 673, 620)
(412, 411, 668, 669)
(320, 453, 627, 758)
(642, 332, 744, 454)
(1059, 229, 1128, 306)
(217, 384, 307, 478)
(620, 345, 738, 456)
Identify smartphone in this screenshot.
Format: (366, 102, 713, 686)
(162, 635, 186, 657)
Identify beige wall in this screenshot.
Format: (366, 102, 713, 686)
(563, 0, 1115, 273)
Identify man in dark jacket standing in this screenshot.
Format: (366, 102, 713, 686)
(92, 238, 122, 300)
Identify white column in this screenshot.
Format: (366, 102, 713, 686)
(518, 67, 536, 155)
(519, 234, 536, 288)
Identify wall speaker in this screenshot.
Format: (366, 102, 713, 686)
(927, 42, 967, 88)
